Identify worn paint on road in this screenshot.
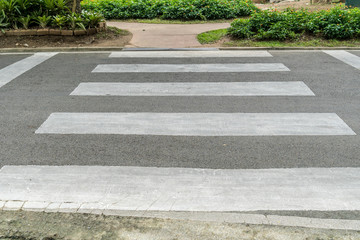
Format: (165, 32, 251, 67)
(0, 52, 58, 88)
(1, 166, 360, 212)
(35, 113, 355, 136)
(92, 63, 290, 73)
(109, 51, 273, 58)
(70, 82, 315, 96)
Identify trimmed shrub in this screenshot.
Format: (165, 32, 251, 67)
(228, 6, 360, 40)
(81, 0, 259, 20)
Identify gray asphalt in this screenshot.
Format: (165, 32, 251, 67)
(1, 51, 360, 169)
(2, 50, 360, 220)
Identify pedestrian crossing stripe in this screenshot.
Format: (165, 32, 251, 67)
(35, 113, 355, 136)
(323, 50, 360, 70)
(109, 51, 273, 58)
(0, 52, 58, 89)
(1, 165, 360, 211)
(92, 63, 290, 73)
(70, 81, 315, 96)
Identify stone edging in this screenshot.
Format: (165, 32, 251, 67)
(0, 22, 106, 37)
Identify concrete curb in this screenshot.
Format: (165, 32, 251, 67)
(1, 47, 360, 53)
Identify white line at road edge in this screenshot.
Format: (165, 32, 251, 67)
(70, 82, 315, 96)
(2, 166, 360, 230)
(323, 50, 360, 70)
(1, 166, 360, 213)
(92, 63, 290, 73)
(109, 51, 273, 58)
(35, 113, 355, 136)
(0, 52, 58, 88)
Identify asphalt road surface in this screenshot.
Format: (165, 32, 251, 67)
(1, 50, 360, 224)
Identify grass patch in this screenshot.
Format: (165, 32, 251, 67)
(197, 28, 228, 44)
(107, 26, 130, 36)
(111, 19, 233, 24)
(198, 28, 360, 47)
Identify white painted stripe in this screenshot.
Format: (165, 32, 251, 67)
(92, 64, 290, 73)
(109, 51, 272, 58)
(1, 166, 360, 212)
(35, 113, 355, 136)
(70, 82, 315, 96)
(323, 50, 360, 70)
(0, 52, 58, 88)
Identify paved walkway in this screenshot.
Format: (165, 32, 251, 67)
(107, 22, 230, 48)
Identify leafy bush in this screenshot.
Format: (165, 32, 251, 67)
(228, 6, 360, 40)
(82, 0, 258, 20)
(0, 0, 104, 30)
(228, 18, 253, 38)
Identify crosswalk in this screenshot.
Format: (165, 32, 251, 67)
(2, 50, 360, 225)
(36, 112, 355, 136)
(109, 50, 273, 58)
(70, 81, 315, 96)
(36, 50, 355, 137)
(92, 63, 290, 73)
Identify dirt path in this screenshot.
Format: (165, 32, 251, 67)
(256, 0, 336, 11)
(107, 22, 231, 48)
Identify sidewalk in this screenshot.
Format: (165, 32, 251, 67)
(108, 21, 230, 48)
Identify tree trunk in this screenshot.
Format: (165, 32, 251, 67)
(71, 0, 82, 13)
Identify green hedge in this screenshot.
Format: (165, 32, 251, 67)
(228, 6, 360, 40)
(82, 0, 258, 20)
(0, 0, 104, 31)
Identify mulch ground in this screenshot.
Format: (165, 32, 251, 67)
(0, 27, 132, 49)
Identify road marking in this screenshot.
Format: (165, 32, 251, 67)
(1, 166, 360, 212)
(92, 63, 290, 73)
(70, 81, 315, 96)
(323, 50, 360, 70)
(0, 52, 58, 88)
(35, 113, 355, 136)
(109, 51, 272, 58)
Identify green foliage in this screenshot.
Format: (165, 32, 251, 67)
(18, 14, 31, 29)
(36, 15, 52, 28)
(82, 10, 104, 27)
(0, 10, 9, 30)
(76, 21, 86, 30)
(197, 28, 227, 44)
(53, 14, 66, 29)
(67, 12, 82, 30)
(227, 18, 252, 38)
(81, 0, 258, 20)
(228, 6, 360, 41)
(0, 0, 105, 30)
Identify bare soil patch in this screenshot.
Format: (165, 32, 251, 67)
(0, 27, 132, 49)
(0, 211, 359, 240)
(256, 0, 338, 11)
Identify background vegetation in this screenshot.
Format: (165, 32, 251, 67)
(82, 0, 258, 20)
(0, 0, 104, 31)
(228, 6, 360, 40)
